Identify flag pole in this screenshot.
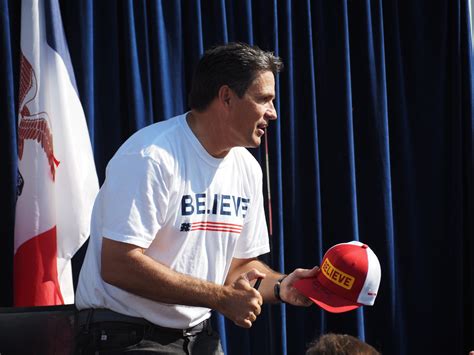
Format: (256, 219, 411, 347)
(264, 127, 273, 237)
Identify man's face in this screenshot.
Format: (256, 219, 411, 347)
(228, 71, 277, 148)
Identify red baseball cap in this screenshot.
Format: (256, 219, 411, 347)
(294, 241, 381, 313)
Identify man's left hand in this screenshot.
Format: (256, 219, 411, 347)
(279, 266, 319, 307)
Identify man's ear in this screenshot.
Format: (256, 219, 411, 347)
(217, 85, 233, 109)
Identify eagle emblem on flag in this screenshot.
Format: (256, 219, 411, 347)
(17, 52, 59, 181)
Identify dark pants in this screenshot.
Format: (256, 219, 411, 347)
(75, 309, 224, 355)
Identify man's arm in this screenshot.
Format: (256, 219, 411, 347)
(226, 257, 319, 306)
(101, 237, 264, 328)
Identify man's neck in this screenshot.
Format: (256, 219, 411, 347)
(186, 110, 231, 158)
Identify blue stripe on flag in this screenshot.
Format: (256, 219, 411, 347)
(43, 0, 78, 93)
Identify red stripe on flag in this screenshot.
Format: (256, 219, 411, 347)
(14, 226, 64, 306)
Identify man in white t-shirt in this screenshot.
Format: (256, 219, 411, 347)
(75, 42, 318, 354)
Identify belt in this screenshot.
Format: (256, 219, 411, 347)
(76, 308, 211, 337)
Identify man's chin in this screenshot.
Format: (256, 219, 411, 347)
(249, 138, 261, 148)
(239, 136, 261, 149)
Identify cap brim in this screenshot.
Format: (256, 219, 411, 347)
(294, 277, 361, 313)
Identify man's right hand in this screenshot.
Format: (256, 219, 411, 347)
(218, 269, 266, 328)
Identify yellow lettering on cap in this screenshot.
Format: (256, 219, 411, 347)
(321, 258, 355, 290)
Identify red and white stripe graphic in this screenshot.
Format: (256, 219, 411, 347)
(186, 221, 243, 234)
(14, 0, 99, 306)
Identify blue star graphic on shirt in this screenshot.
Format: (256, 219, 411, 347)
(180, 222, 191, 232)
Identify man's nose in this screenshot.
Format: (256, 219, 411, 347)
(266, 102, 277, 120)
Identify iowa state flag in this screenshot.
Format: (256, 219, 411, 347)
(14, 0, 99, 306)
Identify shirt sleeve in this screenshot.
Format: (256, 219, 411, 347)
(233, 166, 270, 259)
(100, 154, 169, 249)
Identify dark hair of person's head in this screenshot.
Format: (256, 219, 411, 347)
(306, 333, 381, 355)
(188, 42, 283, 111)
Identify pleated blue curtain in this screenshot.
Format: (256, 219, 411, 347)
(0, 0, 19, 313)
(1, 1, 473, 354)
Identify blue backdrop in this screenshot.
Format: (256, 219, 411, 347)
(1, 1, 473, 354)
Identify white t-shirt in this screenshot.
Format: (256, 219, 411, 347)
(76, 113, 270, 328)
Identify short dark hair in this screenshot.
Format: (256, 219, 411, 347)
(188, 42, 283, 111)
(306, 333, 381, 355)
